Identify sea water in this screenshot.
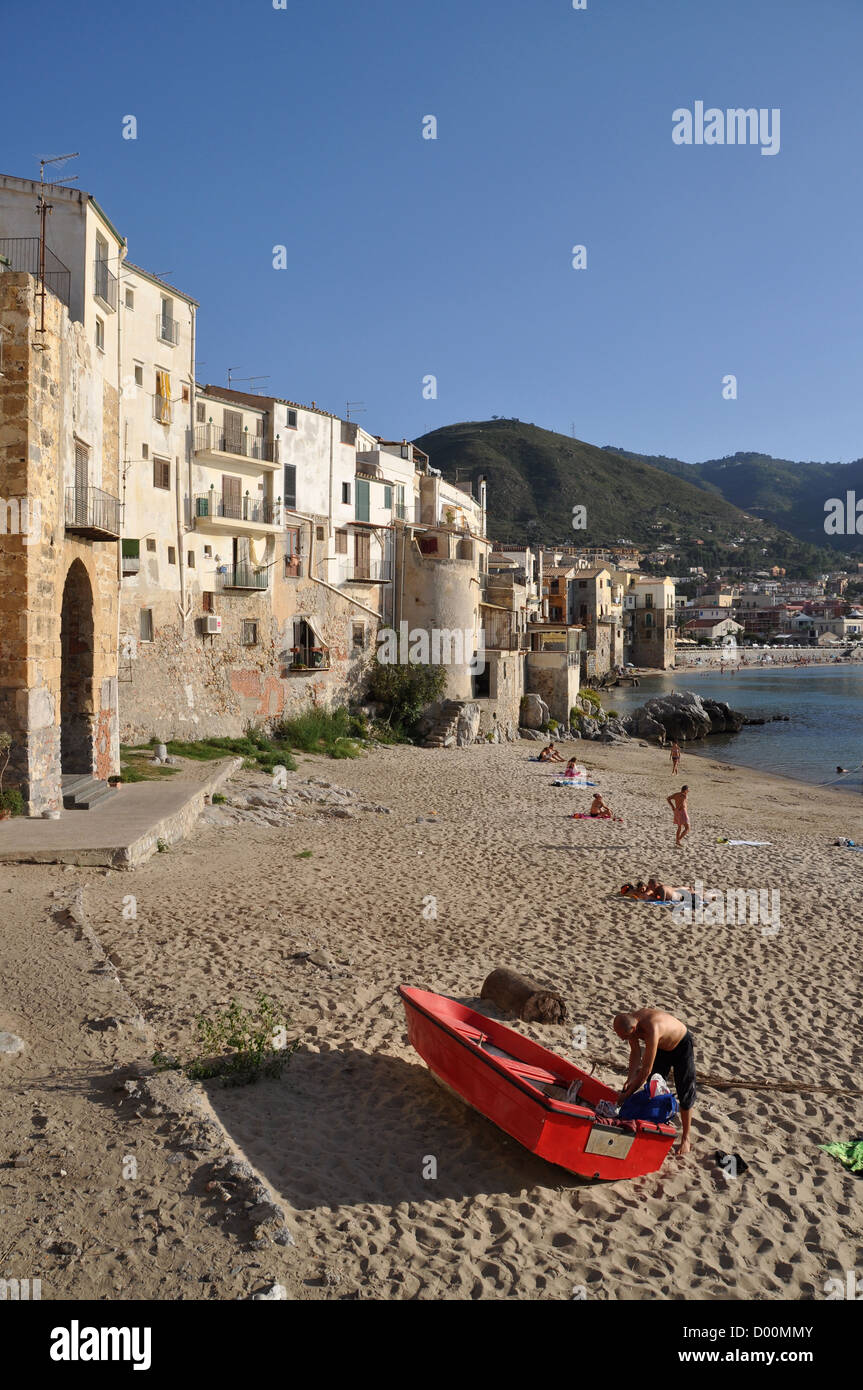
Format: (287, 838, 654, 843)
(607, 664, 863, 791)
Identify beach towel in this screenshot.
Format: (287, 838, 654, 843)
(552, 779, 598, 788)
(820, 1140, 863, 1173)
(717, 839, 772, 847)
(570, 812, 624, 823)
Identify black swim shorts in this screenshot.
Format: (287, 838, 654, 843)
(651, 1030, 696, 1110)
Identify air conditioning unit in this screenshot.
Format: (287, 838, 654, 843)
(202, 615, 222, 635)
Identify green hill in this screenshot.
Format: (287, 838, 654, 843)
(414, 420, 835, 576)
(604, 447, 863, 553)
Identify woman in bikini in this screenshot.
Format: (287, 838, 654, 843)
(670, 741, 681, 775)
(667, 785, 690, 846)
(589, 793, 613, 819)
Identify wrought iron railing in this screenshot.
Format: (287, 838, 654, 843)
(194, 425, 278, 463)
(94, 259, 118, 310)
(218, 564, 269, 590)
(65, 486, 120, 537)
(0, 237, 71, 307)
(195, 492, 279, 525)
(344, 560, 392, 582)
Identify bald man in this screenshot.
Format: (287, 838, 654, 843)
(613, 1009, 695, 1156)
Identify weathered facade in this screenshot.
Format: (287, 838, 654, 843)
(0, 273, 119, 813)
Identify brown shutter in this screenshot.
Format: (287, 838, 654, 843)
(354, 531, 370, 579)
(222, 475, 242, 519)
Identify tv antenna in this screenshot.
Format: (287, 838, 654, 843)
(227, 369, 270, 394)
(345, 401, 366, 422)
(35, 152, 78, 335)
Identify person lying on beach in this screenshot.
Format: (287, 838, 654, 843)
(667, 786, 690, 846)
(619, 881, 652, 899)
(539, 742, 565, 763)
(646, 878, 693, 902)
(589, 793, 613, 818)
(613, 1008, 696, 1156)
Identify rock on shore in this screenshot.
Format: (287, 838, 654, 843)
(622, 691, 745, 743)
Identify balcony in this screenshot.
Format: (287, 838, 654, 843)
(94, 259, 118, 311)
(217, 564, 269, 591)
(194, 424, 279, 472)
(194, 491, 281, 537)
(157, 313, 179, 345)
(0, 237, 71, 307)
(65, 486, 120, 539)
(344, 560, 392, 583)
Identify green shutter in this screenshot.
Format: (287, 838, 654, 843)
(355, 479, 370, 523)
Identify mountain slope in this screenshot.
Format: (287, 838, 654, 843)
(415, 420, 834, 575)
(604, 447, 863, 552)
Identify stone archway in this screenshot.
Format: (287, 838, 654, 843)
(60, 560, 95, 775)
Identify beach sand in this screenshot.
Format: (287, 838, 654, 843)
(2, 738, 862, 1300)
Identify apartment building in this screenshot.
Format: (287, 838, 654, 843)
(630, 576, 676, 668)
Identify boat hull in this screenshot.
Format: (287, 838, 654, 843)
(399, 986, 675, 1181)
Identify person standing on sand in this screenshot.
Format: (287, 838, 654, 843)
(667, 785, 690, 845)
(613, 1009, 696, 1156)
(670, 740, 681, 775)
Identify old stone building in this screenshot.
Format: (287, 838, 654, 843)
(0, 272, 119, 814)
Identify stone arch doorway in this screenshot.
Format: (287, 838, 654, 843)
(60, 560, 95, 775)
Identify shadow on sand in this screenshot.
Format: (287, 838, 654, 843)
(205, 1044, 596, 1210)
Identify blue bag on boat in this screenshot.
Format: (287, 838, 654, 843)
(619, 1085, 678, 1123)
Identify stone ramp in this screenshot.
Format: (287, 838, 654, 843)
(0, 758, 241, 868)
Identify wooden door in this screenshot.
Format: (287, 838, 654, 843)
(222, 474, 241, 520)
(354, 531, 371, 580)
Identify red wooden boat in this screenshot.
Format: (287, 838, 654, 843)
(399, 986, 676, 1180)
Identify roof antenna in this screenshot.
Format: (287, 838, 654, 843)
(345, 401, 366, 422)
(227, 369, 270, 394)
(35, 152, 78, 336)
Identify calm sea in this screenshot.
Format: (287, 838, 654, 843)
(607, 665, 863, 792)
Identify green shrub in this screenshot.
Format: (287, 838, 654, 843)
(153, 994, 298, 1087)
(272, 706, 361, 759)
(366, 659, 448, 735)
(0, 787, 25, 816)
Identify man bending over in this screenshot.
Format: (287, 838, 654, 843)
(613, 1008, 696, 1156)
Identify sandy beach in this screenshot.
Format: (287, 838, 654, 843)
(2, 737, 862, 1301)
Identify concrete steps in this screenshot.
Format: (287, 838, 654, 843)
(422, 702, 461, 748)
(62, 774, 118, 812)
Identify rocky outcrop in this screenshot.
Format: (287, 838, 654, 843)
(622, 691, 745, 743)
(520, 693, 550, 730)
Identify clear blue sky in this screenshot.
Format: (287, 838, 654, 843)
(2, 0, 861, 464)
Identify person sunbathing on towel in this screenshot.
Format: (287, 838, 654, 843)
(613, 1008, 696, 1156)
(563, 758, 586, 780)
(539, 742, 565, 763)
(646, 878, 693, 902)
(589, 793, 613, 818)
(620, 880, 651, 899)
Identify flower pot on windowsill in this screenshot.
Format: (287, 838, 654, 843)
(309, 649, 325, 668)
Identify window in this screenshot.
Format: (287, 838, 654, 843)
(341, 482, 351, 505)
(645, 594, 654, 609)
(284, 527, 301, 577)
(242, 620, 259, 646)
(418, 536, 438, 555)
(134, 364, 143, 386)
(355, 479, 370, 523)
(187, 550, 195, 568)
(383, 485, 392, 510)
(153, 457, 170, 490)
(645, 613, 653, 628)
(202, 591, 214, 613)
(159, 295, 175, 343)
(95, 317, 104, 352)
(335, 529, 348, 555)
(121, 539, 140, 576)
(125, 288, 134, 310)
(316, 525, 324, 541)
(142, 444, 148, 459)
(146, 538, 156, 552)
(196, 401, 206, 423)
(286, 409, 297, 429)
(224, 409, 243, 450)
(155, 369, 172, 423)
(283, 464, 297, 509)
(203, 545, 212, 557)
(352, 622, 366, 650)
(168, 546, 176, 565)
(139, 608, 154, 642)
